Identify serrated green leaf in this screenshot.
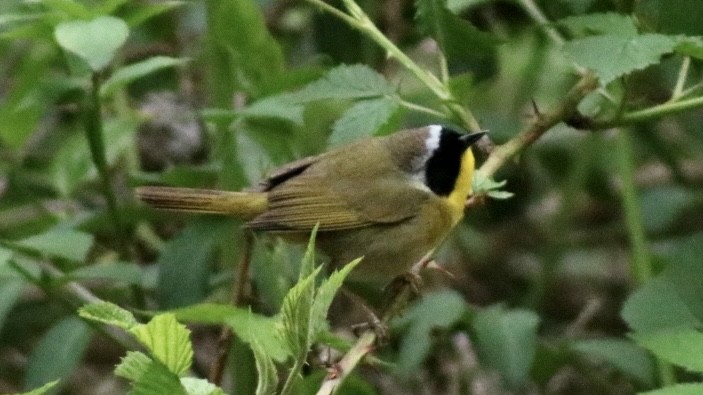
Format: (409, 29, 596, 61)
(329, 98, 400, 148)
(54, 16, 129, 71)
(415, 0, 500, 64)
(252, 340, 279, 395)
(299, 224, 319, 281)
(25, 317, 92, 393)
(564, 34, 679, 85)
(101, 56, 189, 97)
(18, 380, 60, 395)
(471, 305, 540, 389)
(571, 338, 655, 386)
(287, 64, 393, 103)
(130, 361, 187, 395)
(310, 258, 363, 340)
(79, 301, 139, 330)
(632, 328, 703, 373)
(180, 377, 226, 395)
(14, 228, 94, 262)
(640, 383, 703, 395)
(130, 314, 193, 376)
(172, 304, 288, 362)
(280, 266, 322, 357)
(115, 351, 153, 382)
(393, 290, 467, 376)
(486, 190, 514, 200)
(558, 13, 638, 37)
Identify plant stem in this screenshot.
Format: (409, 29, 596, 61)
(396, 97, 448, 118)
(281, 357, 306, 395)
(480, 72, 599, 177)
(615, 129, 676, 387)
(86, 73, 126, 257)
(305, 0, 482, 132)
(591, 95, 703, 129)
(517, 0, 564, 46)
(671, 56, 690, 101)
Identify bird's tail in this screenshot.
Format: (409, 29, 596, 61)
(135, 186, 267, 219)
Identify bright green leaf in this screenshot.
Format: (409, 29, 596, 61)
(172, 304, 288, 362)
(310, 258, 362, 340)
(558, 13, 638, 37)
(280, 266, 322, 357)
(14, 228, 94, 262)
(54, 16, 129, 71)
(471, 305, 540, 389)
(25, 317, 92, 392)
(299, 224, 319, 281)
(130, 313, 193, 376)
(42, 0, 93, 19)
(571, 338, 655, 386)
(239, 96, 305, 125)
(633, 328, 703, 373)
(640, 383, 703, 395)
(79, 301, 139, 330)
(101, 56, 190, 97)
(115, 351, 153, 382)
(252, 340, 279, 395)
(287, 64, 394, 103)
(180, 377, 226, 395)
(393, 290, 467, 376)
(329, 98, 400, 148)
(564, 34, 679, 85)
(130, 361, 187, 395)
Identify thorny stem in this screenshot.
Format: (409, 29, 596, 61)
(589, 95, 703, 130)
(479, 72, 599, 177)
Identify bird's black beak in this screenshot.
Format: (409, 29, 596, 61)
(460, 131, 487, 147)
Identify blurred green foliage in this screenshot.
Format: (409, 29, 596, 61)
(2, 0, 703, 394)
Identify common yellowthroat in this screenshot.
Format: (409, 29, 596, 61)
(137, 125, 484, 280)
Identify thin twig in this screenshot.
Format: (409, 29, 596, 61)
(670, 56, 691, 101)
(209, 232, 254, 385)
(516, 0, 564, 46)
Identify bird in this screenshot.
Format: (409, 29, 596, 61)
(136, 125, 484, 281)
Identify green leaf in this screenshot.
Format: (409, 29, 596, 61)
(471, 305, 540, 389)
(101, 56, 190, 97)
(558, 13, 638, 37)
(130, 313, 193, 376)
(622, 234, 703, 332)
(42, 0, 93, 19)
(393, 290, 467, 376)
(0, 279, 24, 334)
(18, 380, 60, 395)
(632, 328, 703, 373)
(130, 361, 187, 395)
(115, 351, 154, 382)
(563, 34, 679, 86)
(415, 0, 500, 64)
(69, 261, 145, 284)
(640, 383, 703, 395)
(172, 304, 288, 362)
(14, 228, 94, 262)
(636, 0, 703, 36)
(287, 64, 394, 103)
(571, 338, 655, 386)
(329, 98, 400, 148)
(79, 301, 139, 330)
(310, 258, 363, 340)
(299, 224, 319, 281)
(206, 0, 284, 99)
(54, 16, 129, 71)
(180, 377, 226, 395)
(124, 1, 186, 27)
(472, 170, 513, 199)
(252, 340, 279, 395)
(239, 96, 305, 125)
(157, 217, 233, 309)
(280, 266, 323, 357)
(25, 317, 92, 393)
